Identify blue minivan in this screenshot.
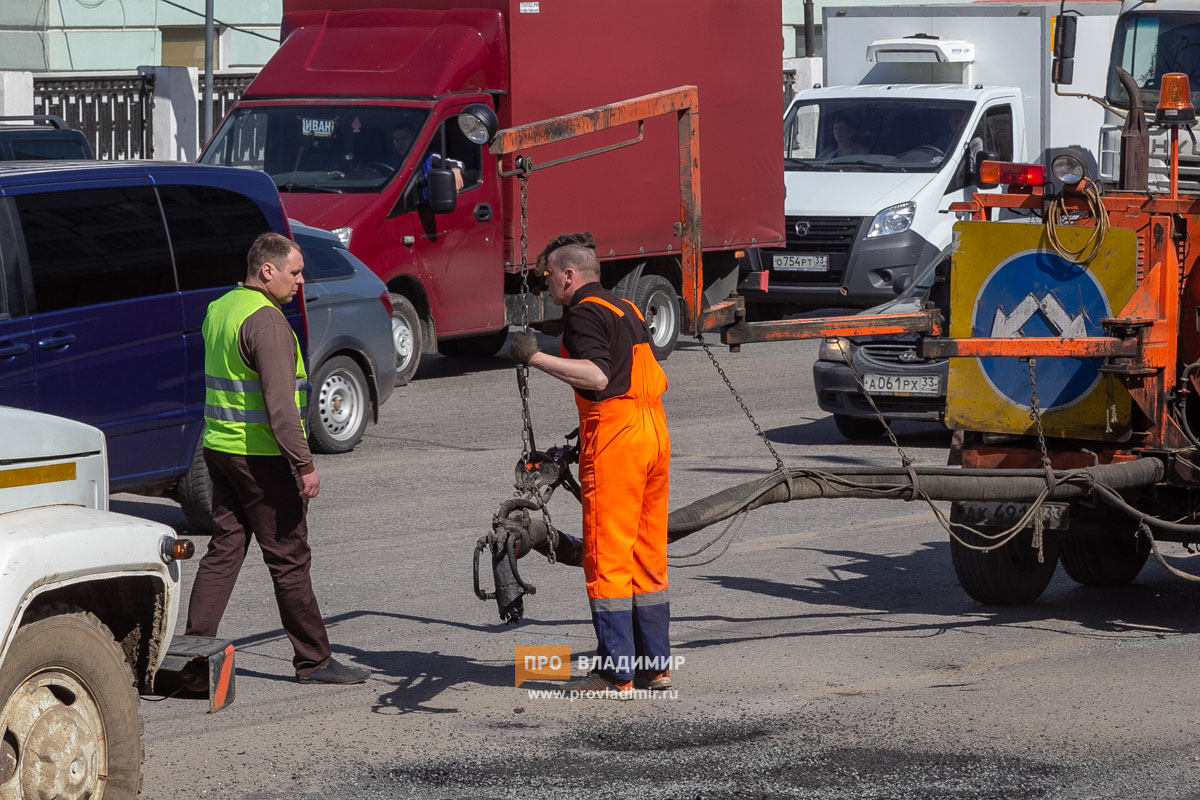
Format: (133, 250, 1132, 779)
(0, 160, 297, 525)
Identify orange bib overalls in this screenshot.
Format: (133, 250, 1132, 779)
(566, 296, 671, 682)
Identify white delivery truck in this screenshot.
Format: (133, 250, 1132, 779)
(0, 407, 233, 799)
(741, 2, 1121, 314)
(1102, 0, 1200, 192)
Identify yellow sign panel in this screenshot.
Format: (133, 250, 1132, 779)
(945, 222, 1136, 441)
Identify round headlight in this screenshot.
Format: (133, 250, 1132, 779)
(1050, 152, 1087, 185)
(457, 103, 499, 146)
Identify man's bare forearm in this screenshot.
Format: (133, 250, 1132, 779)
(528, 352, 608, 392)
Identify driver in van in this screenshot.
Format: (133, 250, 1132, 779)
(392, 124, 464, 191)
(819, 118, 869, 159)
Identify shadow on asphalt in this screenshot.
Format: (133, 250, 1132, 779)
(110, 497, 195, 534)
(682, 541, 1200, 646)
(226, 610, 593, 712)
(766, 417, 953, 449)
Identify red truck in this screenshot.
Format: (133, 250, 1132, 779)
(200, 0, 783, 384)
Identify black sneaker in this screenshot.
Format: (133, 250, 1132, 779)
(296, 657, 370, 685)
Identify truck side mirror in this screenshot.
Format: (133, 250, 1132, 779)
(1052, 15, 1076, 86)
(968, 138, 999, 187)
(427, 169, 458, 213)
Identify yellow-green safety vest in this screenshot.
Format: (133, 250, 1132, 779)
(202, 287, 308, 455)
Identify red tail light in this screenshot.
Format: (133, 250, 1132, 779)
(379, 291, 393, 317)
(979, 160, 1046, 188)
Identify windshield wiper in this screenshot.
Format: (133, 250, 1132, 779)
(274, 181, 343, 194)
(785, 158, 835, 171)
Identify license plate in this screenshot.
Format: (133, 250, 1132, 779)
(773, 253, 829, 272)
(862, 373, 940, 395)
(955, 501, 1070, 531)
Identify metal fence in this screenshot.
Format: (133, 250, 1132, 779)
(198, 72, 256, 141)
(33, 73, 155, 160)
(783, 69, 796, 110)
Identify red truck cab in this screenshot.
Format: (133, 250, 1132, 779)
(201, 3, 782, 385)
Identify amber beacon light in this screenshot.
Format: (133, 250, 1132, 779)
(1156, 73, 1195, 125)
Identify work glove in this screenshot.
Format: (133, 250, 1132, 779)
(509, 330, 540, 366)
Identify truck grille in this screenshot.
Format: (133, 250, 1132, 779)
(784, 216, 860, 252)
(767, 216, 863, 286)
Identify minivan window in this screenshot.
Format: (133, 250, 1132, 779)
(159, 184, 271, 291)
(17, 187, 175, 313)
(8, 138, 90, 160)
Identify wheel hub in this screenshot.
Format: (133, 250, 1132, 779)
(392, 318, 413, 360)
(319, 374, 360, 437)
(1, 675, 105, 800)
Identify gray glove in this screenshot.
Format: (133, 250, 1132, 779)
(509, 331, 540, 365)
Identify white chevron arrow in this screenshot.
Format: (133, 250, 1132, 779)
(991, 293, 1087, 338)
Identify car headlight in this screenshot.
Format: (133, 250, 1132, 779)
(866, 202, 916, 239)
(331, 226, 353, 248)
(819, 336, 850, 362)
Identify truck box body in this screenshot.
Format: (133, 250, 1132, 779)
(267, 1, 783, 265)
(254, 1, 782, 271)
(745, 2, 1120, 314)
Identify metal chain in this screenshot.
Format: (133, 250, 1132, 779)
(696, 334, 788, 475)
(837, 347, 914, 467)
(517, 165, 531, 332)
(1027, 358, 1054, 473)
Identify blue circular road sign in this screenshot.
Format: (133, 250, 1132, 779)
(971, 249, 1112, 412)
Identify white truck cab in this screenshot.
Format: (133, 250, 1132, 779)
(741, 2, 1120, 313)
(0, 407, 232, 799)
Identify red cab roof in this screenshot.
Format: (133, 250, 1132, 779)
(245, 8, 508, 100)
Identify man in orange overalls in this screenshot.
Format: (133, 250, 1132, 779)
(510, 235, 672, 697)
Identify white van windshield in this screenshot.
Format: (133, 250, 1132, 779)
(200, 105, 430, 194)
(784, 99, 975, 173)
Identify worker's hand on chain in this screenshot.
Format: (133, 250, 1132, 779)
(509, 330, 540, 366)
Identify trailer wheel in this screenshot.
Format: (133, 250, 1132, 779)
(1059, 504, 1150, 587)
(390, 294, 423, 386)
(175, 440, 215, 533)
(833, 414, 886, 440)
(0, 610, 143, 800)
(948, 502, 1060, 604)
(633, 274, 680, 361)
(437, 330, 509, 359)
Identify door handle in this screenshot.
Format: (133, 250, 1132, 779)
(37, 332, 76, 350)
(0, 341, 29, 358)
(474, 203, 493, 222)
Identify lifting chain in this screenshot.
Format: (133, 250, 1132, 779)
(695, 334, 793, 496)
(509, 158, 557, 562)
(1026, 358, 1054, 563)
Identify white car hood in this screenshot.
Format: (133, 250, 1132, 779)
(784, 169, 938, 216)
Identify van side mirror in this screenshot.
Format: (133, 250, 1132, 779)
(968, 138, 999, 187)
(427, 169, 458, 213)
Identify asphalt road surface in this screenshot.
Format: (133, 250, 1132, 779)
(119, 334, 1200, 800)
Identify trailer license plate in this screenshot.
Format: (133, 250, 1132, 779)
(862, 374, 940, 395)
(773, 254, 829, 272)
(955, 501, 1070, 531)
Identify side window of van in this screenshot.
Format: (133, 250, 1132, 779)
(159, 185, 271, 290)
(16, 187, 175, 313)
(973, 105, 1014, 162)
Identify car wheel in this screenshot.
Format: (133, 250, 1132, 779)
(308, 355, 369, 454)
(390, 294, 423, 386)
(437, 330, 509, 359)
(632, 274, 680, 361)
(0, 609, 143, 800)
(175, 441, 214, 533)
(833, 413, 886, 440)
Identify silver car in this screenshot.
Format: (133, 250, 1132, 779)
(294, 222, 397, 453)
(812, 260, 949, 439)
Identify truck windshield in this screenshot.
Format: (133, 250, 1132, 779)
(200, 105, 430, 193)
(784, 99, 974, 173)
(1107, 11, 1200, 113)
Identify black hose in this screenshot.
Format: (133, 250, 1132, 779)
(665, 459, 1166, 540)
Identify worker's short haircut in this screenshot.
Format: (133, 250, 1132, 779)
(247, 232, 300, 278)
(538, 231, 598, 277)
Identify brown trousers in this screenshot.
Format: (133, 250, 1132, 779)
(186, 448, 331, 677)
